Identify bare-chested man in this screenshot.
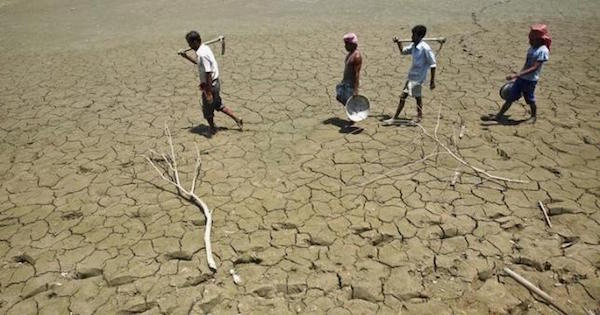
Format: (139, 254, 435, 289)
(336, 33, 362, 106)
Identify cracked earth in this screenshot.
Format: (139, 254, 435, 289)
(0, 0, 599, 314)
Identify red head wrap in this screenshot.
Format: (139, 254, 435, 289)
(529, 24, 551, 50)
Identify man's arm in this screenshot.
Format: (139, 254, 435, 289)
(178, 51, 197, 65)
(507, 61, 542, 80)
(425, 47, 437, 90)
(393, 37, 404, 52)
(353, 53, 362, 95)
(394, 37, 412, 55)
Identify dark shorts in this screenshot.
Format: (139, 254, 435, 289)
(336, 82, 354, 106)
(201, 79, 224, 119)
(507, 78, 537, 104)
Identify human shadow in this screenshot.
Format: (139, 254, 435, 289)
(188, 124, 231, 138)
(323, 117, 364, 134)
(370, 113, 391, 120)
(479, 114, 531, 127)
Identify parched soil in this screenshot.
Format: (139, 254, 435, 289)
(0, 0, 599, 314)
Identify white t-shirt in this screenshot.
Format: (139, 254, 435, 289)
(521, 45, 549, 82)
(402, 41, 436, 84)
(195, 44, 219, 85)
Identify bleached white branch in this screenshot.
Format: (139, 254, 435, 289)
(146, 125, 217, 270)
(504, 267, 568, 315)
(538, 200, 553, 228)
(190, 144, 202, 195)
(415, 107, 528, 184)
(359, 152, 445, 187)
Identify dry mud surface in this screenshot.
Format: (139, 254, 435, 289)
(1, 0, 599, 314)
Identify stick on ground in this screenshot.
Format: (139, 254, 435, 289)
(538, 200, 553, 228)
(503, 267, 568, 315)
(359, 104, 526, 187)
(145, 124, 217, 270)
(415, 105, 528, 184)
(358, 152, 444, 187)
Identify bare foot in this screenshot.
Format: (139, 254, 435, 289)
(382, 118, 400, 125)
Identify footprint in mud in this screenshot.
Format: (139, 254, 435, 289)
(61, 211, 83, 220)
(483, 132, 496, 144)
(165, 251, 193, 261)
(13, 253, 35, 265)
(75, 268, 103, 280)
(540, 165, 561, 176)
(496, 148, 510, 160)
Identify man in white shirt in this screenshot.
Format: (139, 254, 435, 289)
(179, 31, 242, 135)
(387, 25, 436, 123)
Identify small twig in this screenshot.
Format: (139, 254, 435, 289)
(504, 267, 568, 315)
(433, 104, 442, 139)
(450, 119, 462, 187)
(358, 152, 444, 187)
(190, 144, 202, 194)
(145, 156, 179, 188)
(560, 242, 574, 249)
(538, 201, 553, 228)
(414, 108, 527, 184)
(165, 124, 182, 194)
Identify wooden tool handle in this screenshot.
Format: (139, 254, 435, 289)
(394, 37, 446, 44)
(178, 35, 226, 55)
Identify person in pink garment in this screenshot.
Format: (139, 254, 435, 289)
(336, 33, 362, 106)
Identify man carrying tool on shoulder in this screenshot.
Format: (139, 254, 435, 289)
(385, 25, 437, 124)
(179, 31, 243, 135)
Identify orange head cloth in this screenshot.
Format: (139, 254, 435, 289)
(529, 24, 551, 50)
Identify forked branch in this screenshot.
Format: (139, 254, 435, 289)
(145, 124, 217, 270)
(414, 105, 528, 184)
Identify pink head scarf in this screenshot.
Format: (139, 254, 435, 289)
(343, 33, 358, 45)
(529, 24, 551, 50)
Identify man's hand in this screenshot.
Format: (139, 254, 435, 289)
(204, 91, 213, 104)
(179, 50, 197, 65)
(200, 83, 214, 103)
(393, 36, 399, 43)
(353, 89, 359, 96)
(506, 73, 518, 81)
(430, 81, 436, 90)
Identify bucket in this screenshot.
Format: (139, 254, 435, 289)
(345, 95, 370, 122)
(499, 81, 514, 100)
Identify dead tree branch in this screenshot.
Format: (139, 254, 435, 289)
(415, 105, 528, 184)
(145, 124, 217, 270)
